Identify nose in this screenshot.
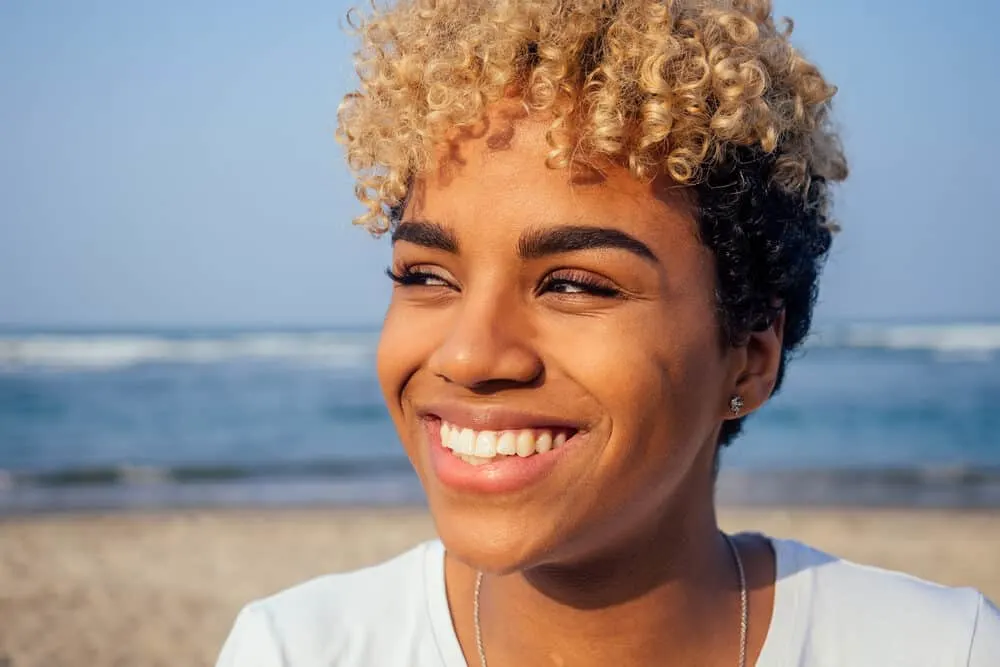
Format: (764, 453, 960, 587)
(426, 288, 543, 390)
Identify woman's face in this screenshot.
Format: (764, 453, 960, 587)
(377, 108, 747, 572)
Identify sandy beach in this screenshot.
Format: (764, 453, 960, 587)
(2, 506, 999, 667)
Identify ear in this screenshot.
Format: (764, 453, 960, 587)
(724, 310, 785, 419)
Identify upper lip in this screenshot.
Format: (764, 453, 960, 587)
(416, 402, 585, 433)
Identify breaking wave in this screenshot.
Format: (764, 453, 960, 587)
(1, 323, 997, 371)
(0, 331, 379, 371)
(807, 323, 1000, 354)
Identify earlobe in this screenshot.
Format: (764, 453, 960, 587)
(728, 394, 745, 417)
(726, 310, 785, 419)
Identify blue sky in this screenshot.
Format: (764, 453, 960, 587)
(1, 0, 998, 327)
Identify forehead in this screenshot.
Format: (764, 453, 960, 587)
(406, 106, 700, 249)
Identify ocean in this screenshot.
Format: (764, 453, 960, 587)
(1, 323, 999, 514)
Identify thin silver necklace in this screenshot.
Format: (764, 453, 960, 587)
(473, 532, 748, 667)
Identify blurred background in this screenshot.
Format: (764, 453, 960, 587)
(1, 0, 998, 666)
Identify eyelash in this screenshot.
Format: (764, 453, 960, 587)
(385, 266, 621, 299)
(385, 266, 451, 287)
(539, 272, 621, 298)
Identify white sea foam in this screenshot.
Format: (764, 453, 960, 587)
(806, 323, 1000, 354)
(1, 324, 997, 371)
(0, 332, 379, 371)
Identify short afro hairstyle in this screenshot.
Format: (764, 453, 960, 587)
(336, 0, 848, 447)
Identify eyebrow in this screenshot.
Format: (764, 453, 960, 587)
(518, 225, 658, 263)
(391, 220, 459, 253)
(392, 220, 658, 264)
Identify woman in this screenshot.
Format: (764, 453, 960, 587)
(217, 0, 999, 665)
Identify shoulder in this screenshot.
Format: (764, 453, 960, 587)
(260, 539, 437, 629)
(215, 540, 448, 667)
(770, 538, 1000, 666)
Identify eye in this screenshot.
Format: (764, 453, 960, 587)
(385, 265, 455, 289)
(539, 271, 621, 298)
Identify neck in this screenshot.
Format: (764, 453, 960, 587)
(469, 497, 745, 667)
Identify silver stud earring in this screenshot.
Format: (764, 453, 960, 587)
(729, 395, 744, 416)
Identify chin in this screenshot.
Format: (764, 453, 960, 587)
(427, 494, 567, 575)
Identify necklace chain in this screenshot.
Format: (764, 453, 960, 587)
(473, 532, 748, 667)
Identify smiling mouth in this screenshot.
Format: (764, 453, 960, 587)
(436, 419, 578, 466)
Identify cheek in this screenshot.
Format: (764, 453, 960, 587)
(650, 334, 727, 434)
(375, 302, 423, 415)
(546, 303, 725, 450)
(376, 304, 436, 470)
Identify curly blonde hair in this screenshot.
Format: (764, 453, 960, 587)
(336, 0, 846, 233)
(336, 0, 848, 447)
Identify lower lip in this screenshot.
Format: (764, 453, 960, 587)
(425, 420, 584, 495)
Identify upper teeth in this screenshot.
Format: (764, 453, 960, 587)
(439, 421, 569, 461)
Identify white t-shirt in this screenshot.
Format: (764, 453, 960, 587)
(216, 537, 1000, 666)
